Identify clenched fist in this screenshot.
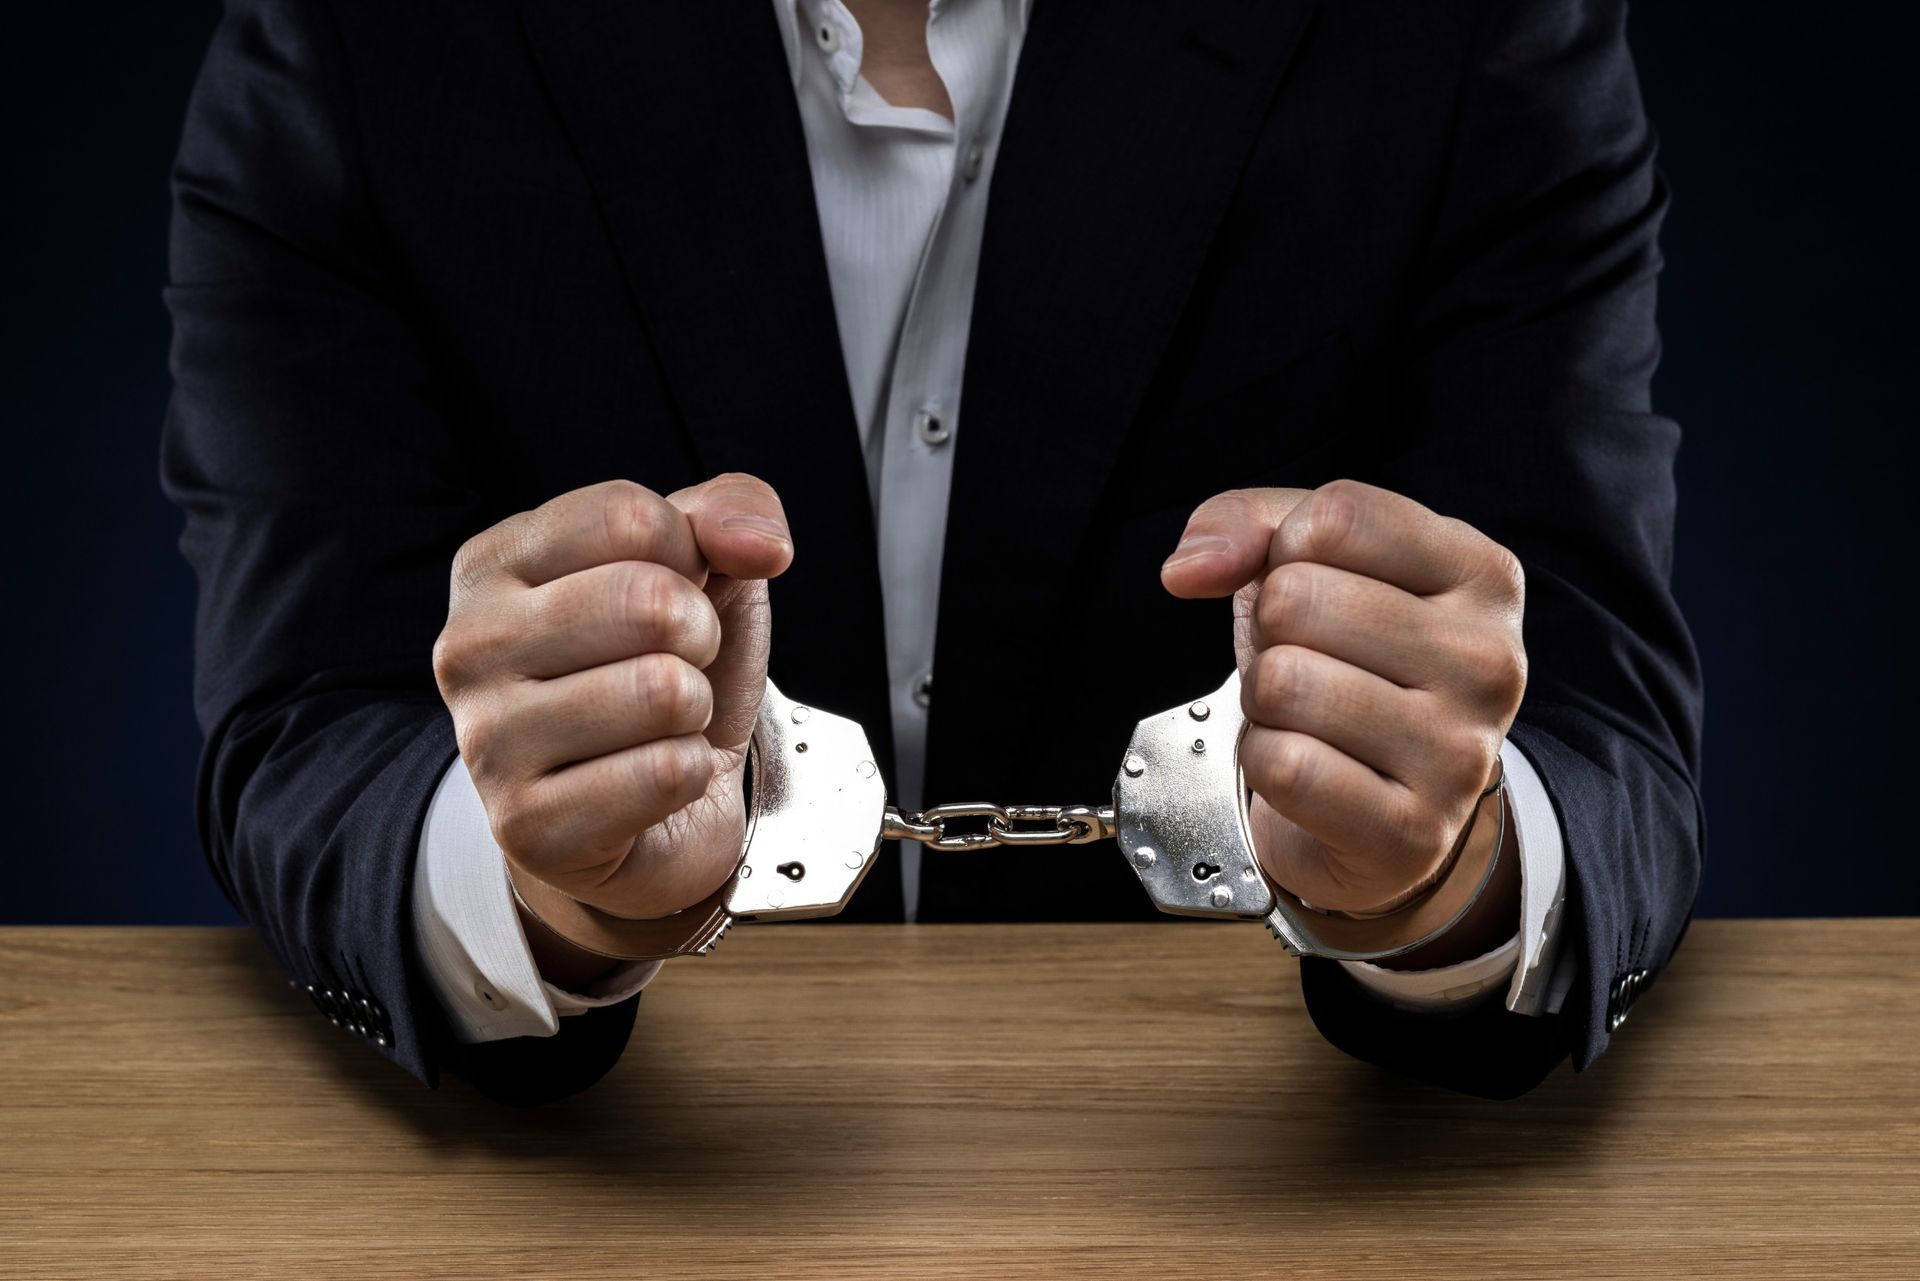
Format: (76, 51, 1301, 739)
(1162, 479, 1527, 961)
(431, 475, 792, 959)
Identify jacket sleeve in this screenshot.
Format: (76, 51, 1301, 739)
(1298, 0, 1705, 1098)
(162, 0, 637, 1104)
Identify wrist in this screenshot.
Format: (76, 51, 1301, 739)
(1369, 790, 1521, 970)
(514, 894, 626, 990)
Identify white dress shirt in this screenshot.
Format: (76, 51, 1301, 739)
(411, 0, 1570, 1044)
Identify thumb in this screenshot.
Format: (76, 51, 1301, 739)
(666, 472, 795, 583)
(1160, 487, 1313, 599)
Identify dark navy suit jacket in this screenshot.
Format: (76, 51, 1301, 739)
(163, 0, 1703, 1104)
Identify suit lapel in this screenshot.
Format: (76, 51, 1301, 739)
(931, 0, 1321, 791)
(518, 0, 1320, 913)
(519, 0, 903, 917)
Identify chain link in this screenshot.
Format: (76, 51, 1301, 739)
(882, 801, 1116, 852)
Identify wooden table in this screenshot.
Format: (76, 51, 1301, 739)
(1, 921, 1914, 1278)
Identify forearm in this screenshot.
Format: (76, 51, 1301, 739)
(200, 689, 455, 1081)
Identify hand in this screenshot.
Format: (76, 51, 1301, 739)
(432, 475, 792, 955)
(1161, 480, 1526, 941)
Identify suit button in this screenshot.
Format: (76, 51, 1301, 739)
(474, 979, 509, 1011)
(1607, 969, 1653, 1032)
(1607, 975, 1631, 1032)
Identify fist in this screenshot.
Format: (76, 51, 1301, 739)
(1162, 479, 1527, 915)
(431, 475, 793, 921)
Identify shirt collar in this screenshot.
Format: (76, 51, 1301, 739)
(774, 0, 1033, 93)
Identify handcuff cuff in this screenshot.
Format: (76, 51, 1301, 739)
(508, 672, 1507, 965)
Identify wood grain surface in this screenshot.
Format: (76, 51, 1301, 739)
(1, 921, 1915, 1278)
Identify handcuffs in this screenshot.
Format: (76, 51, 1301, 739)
(509, 673, 1507, 965)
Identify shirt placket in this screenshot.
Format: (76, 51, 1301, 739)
(872, 0, 1013, 917)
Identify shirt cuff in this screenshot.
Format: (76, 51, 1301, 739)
(410, 756, 662, 1044)
(1335, 738, 1568, 1016)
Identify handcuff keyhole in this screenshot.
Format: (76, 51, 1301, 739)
(776, 861, 806, 882)
(1191, 860, 1221, 882)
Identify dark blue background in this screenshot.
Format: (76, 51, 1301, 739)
(4, 5, 1913, 924)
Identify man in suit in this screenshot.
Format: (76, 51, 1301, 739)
(164, 0, 1701, 1104)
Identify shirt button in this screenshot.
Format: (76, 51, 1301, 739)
(912, 671, 933, 709)
(962, 140, 985, 184)
(474, 979, 509, 1012)
(914, 406, 952, 446)
(814, 17, 841, 54)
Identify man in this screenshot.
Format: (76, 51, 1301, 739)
(164, 0, 1701, 1105)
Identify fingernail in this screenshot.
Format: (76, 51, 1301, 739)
(718, 513, 791, 545)
(1162, 534, 1230, 570)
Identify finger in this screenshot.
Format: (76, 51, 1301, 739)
(700, 575, 771, 753)
(1160, 486, 1313, 599)
(483, 480, 707, 588)
(1242, 644, 1443, 787)
(488, 653, 714, 777)
(1271, 479, 1490, 598)
(666, 472, 795, 583)
(504, 560, 722, 678)
(498, 734, 718, 880)
(1253, 561, 1451, 689)
(1240, 727, 1441, 889)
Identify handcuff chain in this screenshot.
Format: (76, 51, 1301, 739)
(882, 801, 1117, 852)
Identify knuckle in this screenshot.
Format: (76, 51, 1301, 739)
(636, 739, 697, 803)
(1271, 735, 1315, 795)
(1486, 543, 1526, 599)
(453, 691, 510, 777)
(1253, 730, 1314, 798)
(489, 786, 543, 861)
(431, 622, 487, 691)
(602, 479, 667, 557)
(679, 590, 723, 665)
(1459, 631, 1527, 698)
(614, 561, 678, 636)
(714, 470, 776, 505)
(1496, 641, 1528, 696)
(633, 654, 710, 731)
(449, 534, 489, 591)
(1301, 483, 1361, 560)
(628, 653, 669, 722)
(1257, 563, 1316, 642)
(1251, 645, 1308, 715)
(451, 512, 531, 588)
(598, 478, 649, 503)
